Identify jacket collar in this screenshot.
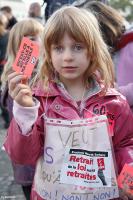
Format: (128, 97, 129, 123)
(32, 81, 60, 97)
(32, 80, 121, 99)
(106, 88, 121, 96)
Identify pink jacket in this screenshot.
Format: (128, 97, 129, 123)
(4, 81, 133, 199)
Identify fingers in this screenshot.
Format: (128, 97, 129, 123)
(8, 71, 23, 86)
(8, 72, 27, 95)
(15, 88, 34, 107)
(8, 72, 34, 107)
(21, 76, 28, 84)
(11, 84, 31, 100)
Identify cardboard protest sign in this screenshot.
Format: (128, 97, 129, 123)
(117, 163, 133, 195)
(13, 37, 39, 78)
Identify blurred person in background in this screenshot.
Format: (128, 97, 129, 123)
(0, 6, 17, 30)
(76, 1, 133, 112)
(0, 12, 8, 79)
(0, 12, 9, 128)
(44, 0, 76, 20)
(1, 18, 44, 200)
(73, 0, 108, 6)
(28, 2, 43, 24)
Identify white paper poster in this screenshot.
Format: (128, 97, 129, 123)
(60, 148, 111, 187)
(34, 116, 119, 200)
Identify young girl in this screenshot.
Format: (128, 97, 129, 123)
(4, 6, 133, 200)
(1, 18, 44, 200)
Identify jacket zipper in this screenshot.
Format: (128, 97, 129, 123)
(75, 89, 102, 118)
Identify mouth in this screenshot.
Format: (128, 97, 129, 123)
(62, 66, 77, 69)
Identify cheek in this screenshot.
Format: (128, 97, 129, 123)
(81, 59, 90, 72)
(51, 53, 61, 65)
(51, 57, 60, 71)
(78, 51, 90, 61)
(51, 52, 56, 62)
(51, 57, 57, 66)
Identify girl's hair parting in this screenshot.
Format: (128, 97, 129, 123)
(1, 18, 44, 87)
(39, 6, 114, 90)
(76, 1, 125, 52)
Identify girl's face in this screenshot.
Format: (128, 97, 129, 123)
(50, 33, 90, 85)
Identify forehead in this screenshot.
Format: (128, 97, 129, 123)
(50, 30, 85, 45)
(46, 10, 90, 46)
(58, 32, 77, 43)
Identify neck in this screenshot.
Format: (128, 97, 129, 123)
(60, 76, 85, 88)
(60, 78, 87, 101)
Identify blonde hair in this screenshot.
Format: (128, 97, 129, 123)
(39, 6, 114, 90)
(1, 18, 44, 87)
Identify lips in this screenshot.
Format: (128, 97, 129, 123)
(62, 66, 78, 72)
(62, 66, 77, 69)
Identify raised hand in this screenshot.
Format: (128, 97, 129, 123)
(8, 72, 35, 107)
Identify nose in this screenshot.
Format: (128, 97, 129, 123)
(63, 48, 73, 61)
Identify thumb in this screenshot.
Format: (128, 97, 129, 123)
(21, 76, 28, 84)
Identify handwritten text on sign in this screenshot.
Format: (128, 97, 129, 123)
(34, 117, 119, 200)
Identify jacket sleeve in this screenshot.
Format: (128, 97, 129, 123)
(113, 97, 133, 174)
(13, 99, 40, 134)
(3, 100, 45, 166)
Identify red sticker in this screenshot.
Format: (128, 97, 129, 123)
(117, 164, 133, 195)
(97, 158, 105, 170)
(13, 37, 39, 78)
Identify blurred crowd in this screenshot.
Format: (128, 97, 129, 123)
(0, 2, 44, 129)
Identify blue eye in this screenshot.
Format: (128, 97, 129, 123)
(54, 46, 63, 52)
(73, 44, 83, 51)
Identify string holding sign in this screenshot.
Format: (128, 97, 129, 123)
(12, 37, 39, 78)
